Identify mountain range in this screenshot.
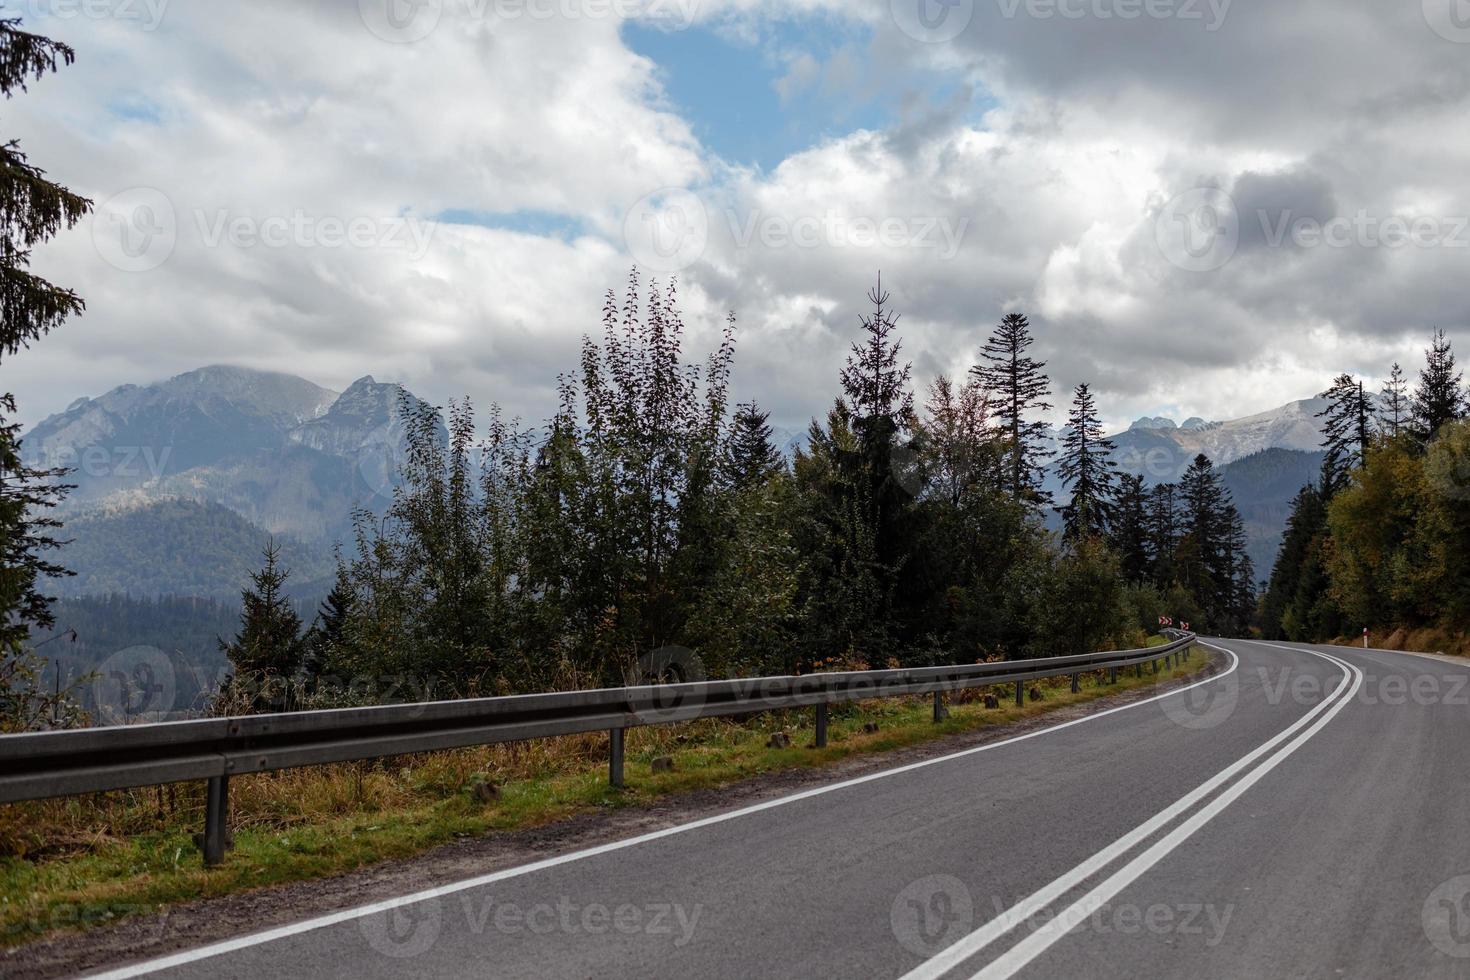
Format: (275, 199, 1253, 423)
(24, 365, 1327, 602)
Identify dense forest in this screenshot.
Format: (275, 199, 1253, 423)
(32, 595, 238, 719)
(1262, 332, 1470, 641)
(46, 500, 333, 601)
(206, 272, 1255, 711)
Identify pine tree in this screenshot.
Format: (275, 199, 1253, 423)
(1176, 454, 1232, 624)
(1056, 383, 1118, 540)
(1146, 482, 1178, 586)
(971, 312, 1053, 506)
(221, 541, 305, 683)
(1220, 503, 1254, 632)
(1378, 362, 1409, 438)
(840, 275, 915, 450)
(814, 276, 918, 661)
(303, 572, 353, 682)
(724, 401, 782, 491)
(0, 17, 91, 654)
(1260, 485, 1331, 640)
(1316, 374, 1373, 493)
(1412, 329, 1464, 442)
(1111, 473, 1151, 583)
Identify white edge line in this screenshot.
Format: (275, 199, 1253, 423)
(968, 647, 1362, 980)
(898, 639, 1348, 980)
(87, 643, 1231, 979)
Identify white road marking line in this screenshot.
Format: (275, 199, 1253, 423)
(89, 643, 1232, 979)
(898, 640, 1350, 980)
(967, 645, 1362, 980)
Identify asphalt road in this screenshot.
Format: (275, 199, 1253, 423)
(88, 639, 1470, 979)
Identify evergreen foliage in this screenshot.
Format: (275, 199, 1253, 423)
(1055, 383, 1118, 540)
(972, 312, 1053, 506)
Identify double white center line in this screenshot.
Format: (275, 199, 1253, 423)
(900, 640, 1362, 980)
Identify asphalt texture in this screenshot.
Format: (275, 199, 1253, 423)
(88, 639, 1470, 979)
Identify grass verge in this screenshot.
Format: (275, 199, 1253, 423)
(0, 647, 1203, 947)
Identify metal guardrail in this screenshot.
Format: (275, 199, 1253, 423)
(0, 633, 1195, 865)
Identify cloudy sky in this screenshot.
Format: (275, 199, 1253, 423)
(10, 0, 1470, 433)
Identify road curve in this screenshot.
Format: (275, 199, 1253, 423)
(86, 639, 1470, 979)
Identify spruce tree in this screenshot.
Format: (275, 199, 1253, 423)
(724, 401, 783, 491)
(971, 312, 1053, 506)
(0, 17, 91, 653)
(1378, 362, 1408, 438)
(303, 572, 353, 682)
(827, 276, 918, 659)
(1176, 455, 1231, 623)
(1316, 374, 1373, 493)
(839, 275, 915, 449)
(221, 541, 305, 683)
(1146, 482, 1178, 586)
(1111, 473, 1151, 583)
(1055, 383, 1118, 540)
(1412, 329, 1464, 442)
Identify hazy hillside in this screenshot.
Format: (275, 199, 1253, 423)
(1219, 448, 1325, 578)
(33, 595, 244, 720)
(24, 366, 437, 546)
(49, 498, 335, 601)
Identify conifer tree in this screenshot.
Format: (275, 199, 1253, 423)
(1177, 455, 1230, 620)
(1412, 329, 1464, 441)
(971, 312, 1052, 506)
(1378, 362, 1409, 438)
(724, 401, 782, 491)
(1056, 383, 1118, 540)
(303, 573, 353, 682)
(0, 17, 91, 653)
(1146, 482, 1178, 586)
(221, 541, 305, 683)
(1316, 374, 1373, 493)
(1111, 473, 1151, 582)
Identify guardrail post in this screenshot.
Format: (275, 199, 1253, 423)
(1014, 682, 1023, 707)
(815, 703, 829, 747)
(203, 773, 230, 867)
(609, 728, 625, 788)
(932, 691, 943, 723)
(1070, 672, 1079, 694)
(1109, 665, 1117, 684)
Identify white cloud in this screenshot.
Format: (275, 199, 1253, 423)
(12, 0, 1470, 442)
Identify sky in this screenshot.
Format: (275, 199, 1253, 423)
(8, 0, 1470, 434)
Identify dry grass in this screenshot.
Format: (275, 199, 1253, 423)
(0, 652, 1201, 947)
(1328, 626, 1470, 657)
